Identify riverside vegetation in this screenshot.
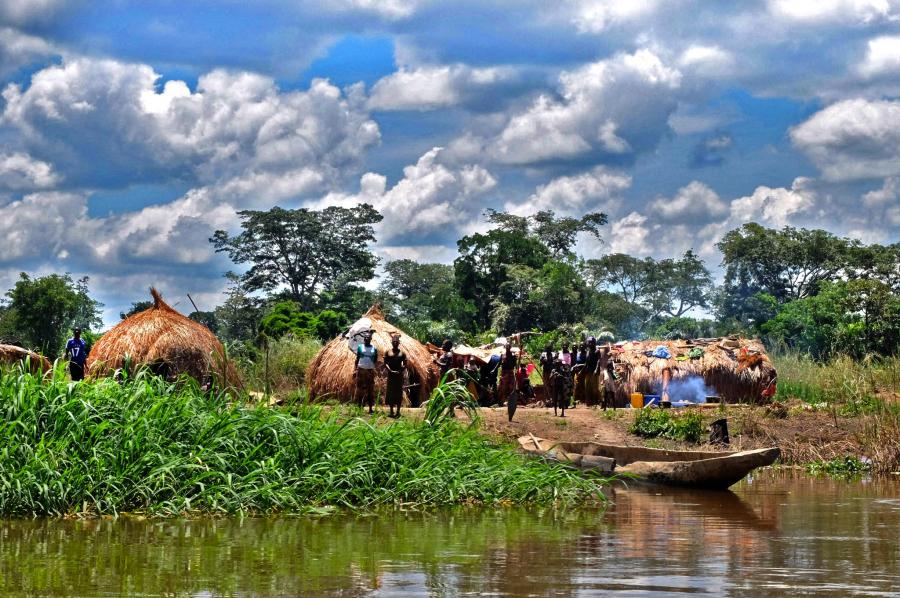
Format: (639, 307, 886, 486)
(0, 364, 605, 518)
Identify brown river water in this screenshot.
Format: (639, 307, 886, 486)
(0, 470, 896, 596)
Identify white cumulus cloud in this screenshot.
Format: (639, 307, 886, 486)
(316, 147, 497, 243)
(790, 98, 900, 180)
(368, 64, 514, 111)
(485, 49, 681, 165)
(506, 166, 631, 216)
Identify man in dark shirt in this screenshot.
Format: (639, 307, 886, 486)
(65, 327, 88, 381)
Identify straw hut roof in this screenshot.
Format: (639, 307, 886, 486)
(86, 288, 240, 387)
(605, 336, 777, 405)
(0, 344, 51, 373)
(307, 305, 439, 402)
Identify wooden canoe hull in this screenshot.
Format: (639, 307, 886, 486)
(518, 436, 779, 489)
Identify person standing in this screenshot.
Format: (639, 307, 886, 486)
(383, 333, 407, 419)
(497, 344, 517, 406)
(572, 341, 587, 406)
(584, 337, 600, 407)
(550, 357, 568, 417)
(65, 327, 88, 381)
(478, 354, 501, 406)
(539, 344, 555, 405)
(354, 331, 378, 414)
(435, 339, 455, 379)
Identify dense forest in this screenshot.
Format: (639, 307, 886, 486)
(1, 205, 898, 362)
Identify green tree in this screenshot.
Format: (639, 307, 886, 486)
(4, 273, 103, 354)
(584, 250, 712, 325)
(762, 280, 900, 358)
(213, 273, 264, 342)
(379, 259, 475, 327)
(716, 224, 853, 323)
(120, 301, 153, 320)
(188, 311, 219, 333)
(454, 229, 549, 330)
(210, 204, 383, 310)
(486, 209, 607, 259)
(260, 301, 319, 339)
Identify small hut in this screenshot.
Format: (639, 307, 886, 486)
(307, 305, 439, 403)
(0, 344, 51, 373)
(87, 288, 240, 387)
(607, 337, 777, 406)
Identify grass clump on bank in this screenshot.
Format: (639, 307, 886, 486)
(805, 456, 872, 478)
(0, 367, 604, 517)
(629, 408, 704, 443)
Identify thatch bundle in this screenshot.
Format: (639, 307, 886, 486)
(307, 305, 439, 403)
(607, 337, 777, 406)
(86, 288, 240, 387)
(0, 344, 51, 373)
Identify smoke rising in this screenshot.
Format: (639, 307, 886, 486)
(655, 375, 717, 403)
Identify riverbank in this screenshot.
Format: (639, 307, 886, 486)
(0, 370, 606, 517)
(461, 401, 900, 474)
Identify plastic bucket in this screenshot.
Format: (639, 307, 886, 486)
(630, 393, 644, 409)
(643, 394, 661, 407)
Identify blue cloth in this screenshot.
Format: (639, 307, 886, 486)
(66, 338, 87, 365)
(651, 345, 671, 359)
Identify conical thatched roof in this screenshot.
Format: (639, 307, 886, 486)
(307, 305, 438, 402)
(607, 337, 777, 405)
(87, 288, 240, 387)
(0, 344, 51, 373)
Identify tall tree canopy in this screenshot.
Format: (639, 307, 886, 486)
(211, 205, 382, 310)
(485, 209, 607, 259)
(584, 250, 712, 322)
(379, 259, 474, 326)
(717, 224, 851, 308)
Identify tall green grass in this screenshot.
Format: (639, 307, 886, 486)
(0, 365, 604, 517)
(773, 353, 899, 409)
(771, 352, 900, 473)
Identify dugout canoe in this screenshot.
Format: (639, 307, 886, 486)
(517, 436, 780, 489)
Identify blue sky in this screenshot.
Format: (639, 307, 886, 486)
(0, 0, 899, 326)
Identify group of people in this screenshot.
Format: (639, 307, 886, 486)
(353, 332, 617, 418)
(433, 337, 616, 416)
(353, 330, 409, 417)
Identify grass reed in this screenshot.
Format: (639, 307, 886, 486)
(0, 364, 605, 517)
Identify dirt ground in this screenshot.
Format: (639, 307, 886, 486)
(403, 401, 891, 470)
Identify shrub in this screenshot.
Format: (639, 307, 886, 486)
(629, 409, 704, 443)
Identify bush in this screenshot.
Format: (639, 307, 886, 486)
(629, 409, 704, 443)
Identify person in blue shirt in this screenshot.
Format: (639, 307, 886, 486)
(65, 327, 88, 381)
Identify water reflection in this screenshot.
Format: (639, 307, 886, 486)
(0, 471, 896, 596)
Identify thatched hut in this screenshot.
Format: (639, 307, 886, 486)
(307, 305, 439, 403)
(86, 288, 240, 387)
(606, 337, 777, 406)
(0, 344, 51, 373)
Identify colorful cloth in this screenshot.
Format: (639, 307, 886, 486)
(651, 345, 671, 359)
(688, 347, 704, 360)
